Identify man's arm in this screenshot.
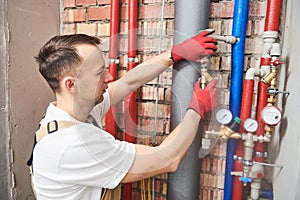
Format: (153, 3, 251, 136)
(121, 109, 200, 183)
(121, 79, 218, 183)
(108, 29, 217, 105)
(108, 51, 173, 105)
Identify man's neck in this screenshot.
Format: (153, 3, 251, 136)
(56, 94, 93, 122)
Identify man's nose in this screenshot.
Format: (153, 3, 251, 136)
(104, 70, 113, 83)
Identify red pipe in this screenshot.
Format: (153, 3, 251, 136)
(105, 0, 120, 138)
(264, 0, 281, 32)
(124, 0, 138, 199)
(254, 81, 269, 163)
(232, 79, 254, 200)
(254, 0, 282, 165)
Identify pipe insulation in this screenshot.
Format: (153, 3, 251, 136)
(124, 0, 138, 199)
(167, 0, 210, 199)
(105, 0, 120, 137)
(264, 0, 281, 32)
(224, 0, 249, 199)
(255, 0, 282, 164)
(254, 81, 269, 163)
(232, 79, 254, 200)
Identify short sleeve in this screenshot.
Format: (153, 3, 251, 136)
(58, 124, 135, 189)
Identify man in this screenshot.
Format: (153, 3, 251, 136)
(32, 30, 218, 199)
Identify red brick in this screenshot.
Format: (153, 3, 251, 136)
(120, 21, 128, 34)
(246, 20, 252, 36)
(77, 0, 97, 6)
(62, 9, 72, 22)
(63, 9, 86, 22)
(97, 0, 111, 5)
(165, 88, 172, 102)
(63, 0, 75, 8)
(249, 1, 267, 17)
(88, 7, 110, 21)
(210, 2, 234, 18)
(138, 4, 173, 19)
(120, 5, 128, 20)
(132, 190, 142, 200)
(164, 4, 174, 18)
(74, 9, 86, 22)
(154, 179, 161, 193)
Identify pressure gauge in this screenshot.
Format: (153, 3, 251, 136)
(243, 118, 258, 133)
(261, 106, 282, 125)
(216, 108, 232, 125)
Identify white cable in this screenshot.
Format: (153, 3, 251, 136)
(152, 1, 165, 199)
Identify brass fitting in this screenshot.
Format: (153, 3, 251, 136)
(219, 125, 242, 140)
(262, 69, 277, 84)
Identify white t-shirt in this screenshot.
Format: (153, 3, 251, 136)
(33, 92, 135, 200)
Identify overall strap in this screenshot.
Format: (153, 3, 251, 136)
(27, 120, 75, 167)
(36, 120, 75, 142)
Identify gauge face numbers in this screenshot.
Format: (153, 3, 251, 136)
(243, 118, 258, 133)
(261, 106, 282, 125)
(216, 108, 233, 125)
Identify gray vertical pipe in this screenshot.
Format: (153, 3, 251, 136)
(167, 0, 210, 199)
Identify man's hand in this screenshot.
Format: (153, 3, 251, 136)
(171, 29, 217, 62)
(188, 79, 218, 118)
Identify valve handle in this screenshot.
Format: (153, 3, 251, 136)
(271, 59, 284, 66)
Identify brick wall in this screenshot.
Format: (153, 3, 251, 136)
(61, 0, 267, 199)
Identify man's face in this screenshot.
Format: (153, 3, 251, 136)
(75, 44, 112, 106)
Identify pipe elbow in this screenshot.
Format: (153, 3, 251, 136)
(245, 68, 261, 80)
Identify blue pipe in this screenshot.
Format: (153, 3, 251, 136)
(223, 0, 249, 199)
(261, 189, 273, 199)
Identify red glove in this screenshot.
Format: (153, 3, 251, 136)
(171, 29, 217, 62)
(188, 79, 218, 118)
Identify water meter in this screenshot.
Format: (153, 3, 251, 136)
(261, 106, 282, 125)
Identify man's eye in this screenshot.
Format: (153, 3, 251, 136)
(96, 71, 104, 76)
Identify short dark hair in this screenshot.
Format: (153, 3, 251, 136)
(35, 34, 101, 92)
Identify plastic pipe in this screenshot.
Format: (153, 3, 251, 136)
(105, 0, 120, 138)
(254, 82, 269, 162)
(250, 1, 282, 199)
(255, 0, 282, 160)
(123, 0, 138, 199)
(224, 0, 249, 199)
(167, 0, 210, 199)
(232, 79, 254, 200)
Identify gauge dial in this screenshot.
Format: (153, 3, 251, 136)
(216, 108, 232, 125)
(261, 106, 282, 125)
(243, 118, 258, 133)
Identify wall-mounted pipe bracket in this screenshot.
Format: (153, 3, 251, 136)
(108, 58, 120, 64)
(126, 57, 139, 63)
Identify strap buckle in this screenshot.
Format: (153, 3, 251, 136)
(47, 120, 58, 134)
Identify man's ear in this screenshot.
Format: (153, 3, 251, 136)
(62, 76, 77, 93)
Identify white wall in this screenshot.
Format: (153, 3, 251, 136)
(273, 0, 300, 199)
